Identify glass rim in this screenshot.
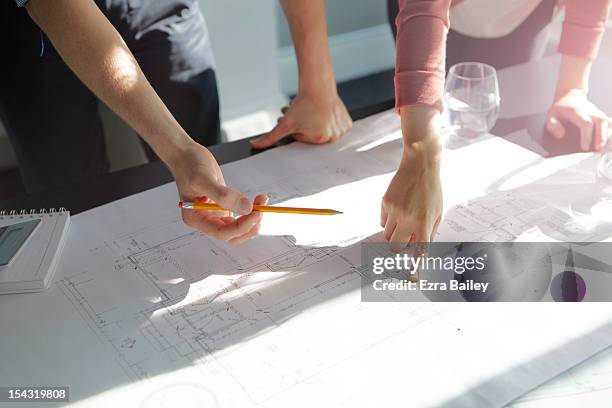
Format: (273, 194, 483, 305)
(448, 62, 497, 81)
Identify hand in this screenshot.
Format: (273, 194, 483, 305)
(381, 137, 443, 251)
(168, 141, 268, 244)
(546, 89, 611, 151)
(250, 92, 352, 149)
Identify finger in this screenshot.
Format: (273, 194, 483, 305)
(389, 221, 416, 252)
(430, 216, 442, 243)
(334, 119, 353, 142)
(327, 128, 342, 144)
(294, 132, 330, 145)
(380, 204, 389, 228)
(192, 196, 228, 217)
(193, 195, 231, 218)
(182, 210, 226, 236)
(226, 195, 267, 244)
(208, 212, 263, 241)
(253, 194, 269, 206)
(546, 116, 565, 139)
(228, 222, 261, 245)
(593, 117, 604, 152)
(409, 233, 429, 282)
(412, 241, 429, 258)
(412, 223, 431, 244)
(384, 219, 397, 242)
(220, 216, 236, 224)
(574, 111, 593, 151)
(596, 118, 609, 151)
(250, 118, 295, 149)
(206, 184, 253, 216)
(332, 125, 349, 143)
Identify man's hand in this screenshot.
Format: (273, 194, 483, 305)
(546, 89, 611, 151)
(169, 141, 267, 244)
(260, 0, 351, 149)
(251, 93, 352, 149)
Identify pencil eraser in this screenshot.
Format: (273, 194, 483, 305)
(178, 202, 184, 209)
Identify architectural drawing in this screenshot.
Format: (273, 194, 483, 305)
(56, 215, 451, 404)
(4, 112, 612, 407)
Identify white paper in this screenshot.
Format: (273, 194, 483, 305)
(508, 345, 612, 407)
(2, 111, 612, 408)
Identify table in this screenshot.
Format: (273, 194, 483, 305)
(2, 56, 612, 407)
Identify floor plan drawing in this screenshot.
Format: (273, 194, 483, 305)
(4, 111, 612, 408)
(55, 214, 454, 405)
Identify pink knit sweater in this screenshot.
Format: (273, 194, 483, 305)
(395, 0, 612, 112)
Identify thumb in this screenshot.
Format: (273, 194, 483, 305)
(250, 118, 294, 149)
(546, 115, 565, 139)
(208, 183, 252, 215)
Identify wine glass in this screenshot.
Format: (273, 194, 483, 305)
(444, 62, 501, 138)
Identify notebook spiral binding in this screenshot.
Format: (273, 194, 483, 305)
(0, 207, 68, 219)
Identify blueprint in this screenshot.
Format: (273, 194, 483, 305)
(509, 345, 612, 407)
(2, 111, 612, 407)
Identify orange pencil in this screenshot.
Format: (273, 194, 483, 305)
(179, 201, 342, 216)
(179, 201, 342, 215)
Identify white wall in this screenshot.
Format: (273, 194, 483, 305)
(199, 0, 286, 122)
(276, 0, 394, 95)
(277, 0, 388, 47)
(278, 24, 395, 96)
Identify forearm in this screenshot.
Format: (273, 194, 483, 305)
(554, 55, 592, 100)
(279, 0, 336, 97)
(555, 0, 612, 99)
(26, 0, 192, 166)
(399, 106, 442, 164)
(395, 0, 452, 113)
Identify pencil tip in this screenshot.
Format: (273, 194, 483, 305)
(334, 211, 343, 215)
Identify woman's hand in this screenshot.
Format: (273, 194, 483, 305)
(168, 141, 268, 244)
(250, 92, 352, 148)
(381, 106, 443, 251)
(547, 90, 611, 151)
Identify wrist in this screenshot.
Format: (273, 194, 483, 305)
(298, 81, 338, 102)
(158, 132, 197, 173)
(554, 87, 587, 102)
(554, 55, 591, 101)
(400, 106, 442, 166)
(400, 105, 441, 139)
(400, 105, 442, 165)
(401, 135, 442, 168)
(297, 60, 337, 99)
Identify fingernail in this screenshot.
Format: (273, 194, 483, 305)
(239, 197, 252, 214)
(250, 138, 261, 146)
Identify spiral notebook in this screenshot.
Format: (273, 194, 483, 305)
(0, 208, 70, 294)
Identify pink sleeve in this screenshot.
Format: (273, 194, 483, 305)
(559, 0, 612, 60)
(394, 0, 452, 113)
